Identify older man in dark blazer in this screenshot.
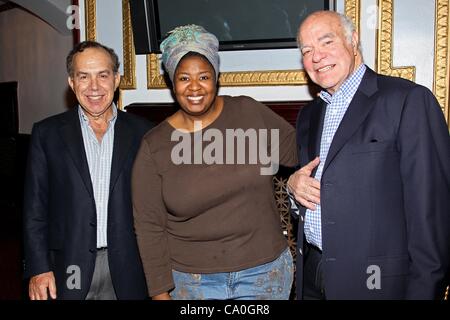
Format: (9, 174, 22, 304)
(288, 11, 450, 299)
(23, 41, 152, 300)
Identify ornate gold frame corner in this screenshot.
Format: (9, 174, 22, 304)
(376, 0, 416, 81)
(376, 0, 449, 127)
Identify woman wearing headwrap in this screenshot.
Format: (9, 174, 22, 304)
(132, 25, 298, 300)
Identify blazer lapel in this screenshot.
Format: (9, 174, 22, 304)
(109, 111, 133, 194)
(322, 68, 379, 174)
(59, 108, 94, 198)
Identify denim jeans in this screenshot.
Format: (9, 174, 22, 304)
(170, 248, 293, 300)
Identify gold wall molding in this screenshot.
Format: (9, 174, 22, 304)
(120, 0, 136, 89)
(84, 0, 136, 90)
(434, 0, 450, 123)
(146, 53, 311, 90)
(147, 52, 310, 88)
(218, 69, 309, 87)
(85, 0, 95, 41)
(345, 0, 360, 36)
(147, 0, 361, 89)
(147, 53, 167, 89)
(376, 0, 416, 81)
(376, 0, 449, 126)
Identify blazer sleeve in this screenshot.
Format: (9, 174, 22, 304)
(132, 137, 174, 297)
(398, 85, 450, 299)
(23, 122, 51, 278)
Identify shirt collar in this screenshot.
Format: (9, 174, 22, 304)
(78, 103, 118, 123)
(319, 64, 367, 104)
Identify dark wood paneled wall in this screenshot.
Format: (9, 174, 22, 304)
(125, 100, 310, 126)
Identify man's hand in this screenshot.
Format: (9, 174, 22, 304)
(29, 271, 57, 300)
(287, 157, 321, 210)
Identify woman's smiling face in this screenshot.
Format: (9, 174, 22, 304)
(173, 53, 218, 118)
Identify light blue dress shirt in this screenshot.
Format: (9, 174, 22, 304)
(293, 64, 367, 250)
(78, 105, 117, 248)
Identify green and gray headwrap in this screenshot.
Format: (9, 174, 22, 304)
(160, 24, 220, 82)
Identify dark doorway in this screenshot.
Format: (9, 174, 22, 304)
(0, 81, 26, 299)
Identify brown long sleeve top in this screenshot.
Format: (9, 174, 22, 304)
(132, 95, 298, 296)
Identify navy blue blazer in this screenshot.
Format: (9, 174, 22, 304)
(295, 67, 450, 299)
(23, 107, 153, 299)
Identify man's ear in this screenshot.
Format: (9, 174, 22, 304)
(68, 76, 74, 91)
(114, 72, 121, 90)
(351, 31, 359, 51)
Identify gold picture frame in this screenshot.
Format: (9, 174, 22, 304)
(146, 0, 362, 89)
(433, 0, 450, 124)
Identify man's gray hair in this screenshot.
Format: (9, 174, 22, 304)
(298, 11, 362, 54)
(66, 40, 120, 77)
(337, 12, 361, 52)
(338, 13, 355, 43)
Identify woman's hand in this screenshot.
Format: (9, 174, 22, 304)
(152, 292, 171, 300)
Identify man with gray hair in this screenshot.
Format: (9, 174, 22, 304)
(288, 10, 449, 299)
(23, 41, 152, 299)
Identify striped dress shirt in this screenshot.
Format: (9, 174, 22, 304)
(78, 105, 117, 248)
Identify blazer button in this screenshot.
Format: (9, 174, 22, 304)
(323, 181, 333, 188)
(89, 248, 95, 253)
(90, 222, 96, 227)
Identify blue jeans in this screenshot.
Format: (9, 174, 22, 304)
(170, 248, 293, 300)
